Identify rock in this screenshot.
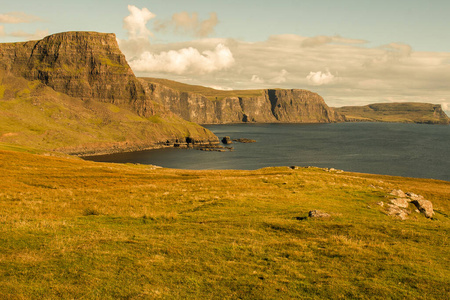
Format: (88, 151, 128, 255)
(377, 202, 384, 207)
(406, 192, 424, 201)
(222, 136, 232, 144)
(411, 199, 434, 218)
(289, 166, 298, 170)
(387, 205, 409, 220)
(232, 138, 256, 143)
(390, 189, 406, 198)
(308, 210, 330, 218)
(390, 198, 410, 208)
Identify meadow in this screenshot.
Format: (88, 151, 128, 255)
(0, 146, 449, 299)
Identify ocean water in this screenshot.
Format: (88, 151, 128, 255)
(84, 123, 450, 181)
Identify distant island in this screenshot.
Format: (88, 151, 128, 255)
(335, 102, 450, 125)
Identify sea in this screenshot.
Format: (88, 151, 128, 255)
(84, 123, 450, 181)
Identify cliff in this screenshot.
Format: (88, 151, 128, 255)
(335, 103, 450, 125)
(0, 31, 157, 116)
(0, 32, 218, 154)
(141, 78, 345, 124)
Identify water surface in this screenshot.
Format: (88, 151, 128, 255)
(85, 123, 450, 181)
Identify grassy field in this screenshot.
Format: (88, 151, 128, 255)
(141, 78, 265, 101)
(0, 147, 449, 299)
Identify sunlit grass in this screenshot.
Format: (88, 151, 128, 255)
(0, 149, 449, 298)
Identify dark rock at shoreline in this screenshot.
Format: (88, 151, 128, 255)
(222, 136, 232, 144)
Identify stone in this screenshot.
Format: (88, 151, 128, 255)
(222, 136, 232, 144)
(406, 192, 424, 201)
(232, 138, 256, 143)
(390, 198, 410, 208)
(308, 210, 331, 218)
(390, 189, 406, 198)
(387, 205, 409, 220)
(411, 199, 434, 218)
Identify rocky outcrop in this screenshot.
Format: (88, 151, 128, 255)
(0, 31, 155, 116)
(385, 189, 435, 219)
(140, 79, 345, 124)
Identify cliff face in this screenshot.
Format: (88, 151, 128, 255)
(0, 31, 154, 116)
(141, 79, 345, 124)
(335, 103, 450, 124)
(0, 32, 219, 153)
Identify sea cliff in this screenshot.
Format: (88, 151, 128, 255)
(141, 78, 345, 124)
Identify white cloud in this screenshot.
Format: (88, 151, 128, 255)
(123, 5, 155, 39)
(251, 75, 264, 83)
(0, 11, 42, 24)
(271, 69, 288, 84)
(129, 43, 234, 74)
(306, 70, 335, 86)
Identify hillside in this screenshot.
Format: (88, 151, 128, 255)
(142, 77, 345, 124)
(0, 69, 217, 155)
(0, 32, 218, 153)
(0, 148, 449, 298)
(335, 102, 450, 124)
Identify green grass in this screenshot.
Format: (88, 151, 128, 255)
(142, 77, 265, 101)
(0, 149, 448, 299)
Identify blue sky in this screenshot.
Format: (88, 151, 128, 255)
(1, 0, 450, 111)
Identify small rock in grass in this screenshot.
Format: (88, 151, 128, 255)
(308, 210, 330, 218)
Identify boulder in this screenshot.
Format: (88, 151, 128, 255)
(390, 189, 406, 198)
(411, 199, 434, 218)
(390, 198, 410, 208)
(308, 210, 330, 218)
(222, 136, 232, 144)
(406, 192, 424, 201)
(387, 205, 409, 220)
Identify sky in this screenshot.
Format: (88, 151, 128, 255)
(1, 0, 450, 113)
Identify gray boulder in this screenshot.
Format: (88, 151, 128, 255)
(411, 199, 434, 218)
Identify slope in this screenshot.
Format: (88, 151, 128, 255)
(0, 69, 217, 155)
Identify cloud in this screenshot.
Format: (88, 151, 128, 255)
(0, 25, 5, 37)
(271, 69, 288, 84)
(129, 43, 234, 74)
(123, 5, 155, 39)
(0, 11, 42, 24)
(155, 11, 218, 37)
(301, 36, 333, 47)
(306, 70, 335, 86)
(251, 75, 264, 83)
(9, 29, 48, 40)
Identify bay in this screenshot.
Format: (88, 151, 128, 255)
(84, 123, 450, 181)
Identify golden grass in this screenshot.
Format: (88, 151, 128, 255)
(142, 77, 265, 101)
(0, 149, 449, 299)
